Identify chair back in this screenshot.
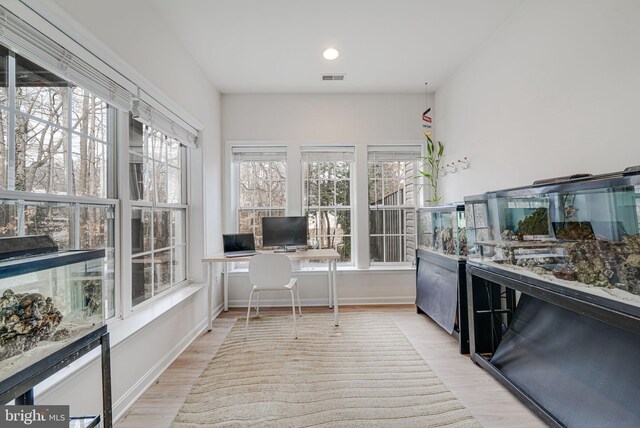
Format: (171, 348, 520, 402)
(249, 253, 292, 287)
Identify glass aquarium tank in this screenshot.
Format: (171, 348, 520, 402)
(465, 168, 640, 315)
(0, 249, 105, 383)
(417, 203, 467, 258)
(464, 195, 492, 259)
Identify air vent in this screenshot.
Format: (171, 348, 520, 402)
(322, 74, 346, 81)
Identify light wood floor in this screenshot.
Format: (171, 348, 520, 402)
(117, 305, 545, 428)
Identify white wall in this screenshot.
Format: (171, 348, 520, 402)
(222, 93, 427, 306)
(434, 0, 640, 202)
(27, 0, 224, 420)
(222, 93, 427, 141)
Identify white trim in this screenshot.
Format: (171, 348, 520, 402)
(227, 296, 415, 308)
(112, 318, 206, 422)
(0, 191, 118, 205)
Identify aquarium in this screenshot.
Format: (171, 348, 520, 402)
(465, 168, 640, 315)
(417, 204, 467, 258)
(0, 250, 105, 382)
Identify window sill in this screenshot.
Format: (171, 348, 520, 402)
(109, 282, 205, 343)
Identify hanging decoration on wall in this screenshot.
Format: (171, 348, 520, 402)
(422, 82, 432, 136)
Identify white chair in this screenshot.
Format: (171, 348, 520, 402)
(244, 253, 302, 338)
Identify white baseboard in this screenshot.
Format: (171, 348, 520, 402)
(113, 318, 207, 422)
(227, 296, 415, 308)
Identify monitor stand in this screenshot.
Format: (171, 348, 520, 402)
(274, 246, 297, 253)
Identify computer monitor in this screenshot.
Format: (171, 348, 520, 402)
(262, 216, 308, 249)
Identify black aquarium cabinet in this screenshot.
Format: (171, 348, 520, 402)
(416, 204, 476, 353)
(465, 168, 640, 428)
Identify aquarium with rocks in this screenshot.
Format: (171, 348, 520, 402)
(417, 204, 467, 259)
(465, 168, 640, 316)
(0, 237, 105, 383)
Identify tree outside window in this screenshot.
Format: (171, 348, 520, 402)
(304, 160, 352, 263)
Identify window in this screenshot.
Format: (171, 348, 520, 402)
(0, 45, 117, 317)
(368, 146, 420, 263)
(302, 147, 354, 263)
(129, 118, 187, 307)
(233, 147, 286, 248)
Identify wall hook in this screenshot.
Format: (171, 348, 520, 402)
(457, 157, 471, 169)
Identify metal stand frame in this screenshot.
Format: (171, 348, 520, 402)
(0, 326, 113, 428)
(467, 261, 640, 427)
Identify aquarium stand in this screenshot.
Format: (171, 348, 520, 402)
(416, 249, 471, 353)
(466, 261, 640, 427)
(0, 326, 112, 428)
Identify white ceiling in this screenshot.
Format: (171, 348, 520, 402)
(152, 0, 526, 94)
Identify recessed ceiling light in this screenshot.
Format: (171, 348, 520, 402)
(323, 48, 339, 61)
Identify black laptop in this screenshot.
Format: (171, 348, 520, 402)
(223, 233, 258, 258)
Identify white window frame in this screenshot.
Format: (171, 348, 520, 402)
(302, 148, 355, 265)
(0, 46, 120, 317)
(226, 142, 423, 270)
(129, 120, 189, 310)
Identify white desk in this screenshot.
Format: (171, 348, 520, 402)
(203, 249, 340, 331)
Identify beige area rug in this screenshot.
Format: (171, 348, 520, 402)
(172, 313, 480, 428)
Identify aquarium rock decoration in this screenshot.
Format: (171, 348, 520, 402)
(555, 222, 596, 241)
(459, 227, 467, 256)
(0, 290, 63, 360)
(83, 280, 102, 316)
(491, 233, 640, 296)
(517, 208, 549, 236)
(442, 227, 455, 255)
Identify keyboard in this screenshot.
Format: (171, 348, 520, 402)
(224, 251, 258, 258)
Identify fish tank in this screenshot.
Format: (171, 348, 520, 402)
(0, 248, 105, 383)
(465, 167, 640, 316)
(417, 203, 467, 258)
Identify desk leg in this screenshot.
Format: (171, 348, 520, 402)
(328, 259, 333, 309)
(223, 261, 229, 312)
(332, 260, 339, 326)
(207, 263, 213, 332)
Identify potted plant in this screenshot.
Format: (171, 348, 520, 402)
(419, 134, 444, 205)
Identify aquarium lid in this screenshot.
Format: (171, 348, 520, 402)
(532, 173, 593, 186)
(623, 165, 640, 175)
(0, 235, 58, 261)
(0, 249, 105, 279)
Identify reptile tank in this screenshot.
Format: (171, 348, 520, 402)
(466, 167, 640, 317)
(0, 236, 105, 383)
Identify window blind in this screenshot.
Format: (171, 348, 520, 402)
(132, 97, 198, 148)
(0, 6, 131, 111)
(232, 146, 287, 162)
(367, 145, 422, 162)
(301, 146, 355, 163)
(0, 5, 199, 148)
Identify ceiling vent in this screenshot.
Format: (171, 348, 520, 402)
(322, 74, 346, 81)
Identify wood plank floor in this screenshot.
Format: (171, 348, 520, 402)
(117, 305, 545, 428)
